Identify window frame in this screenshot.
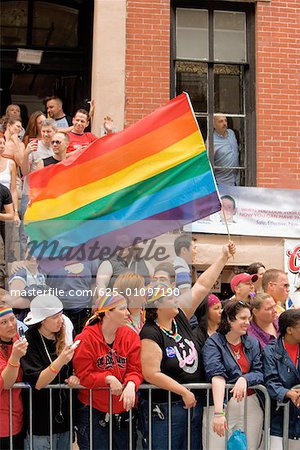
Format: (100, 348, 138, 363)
(171, 0, 256, 186)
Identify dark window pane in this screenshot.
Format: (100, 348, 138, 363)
(176, 8, 208, 60)
(196, 116, 207, 143)
(32, 1, 78, 47)
(214, 11, 246, 62)
(214, 65, 244, 115)
(176, 61, 207, 113)
(9, 73, 80, 117)
(0, 1, 28, 46)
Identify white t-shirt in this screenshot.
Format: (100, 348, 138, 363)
(22, 141, 53, 195)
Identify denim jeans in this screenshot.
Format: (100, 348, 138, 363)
(24, 431, 70, 450)
(139, 397, 203, 450)
(76, 402, 137, 450)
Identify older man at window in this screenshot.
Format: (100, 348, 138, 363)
(213, 113, 239, 186)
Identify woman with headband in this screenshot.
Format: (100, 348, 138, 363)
(0, 302, 28, 449)
(73, 293, 143, 450)
(139, 282, 203, 450)
(139, 241, 235, 450)
(194, 294, 222, 346)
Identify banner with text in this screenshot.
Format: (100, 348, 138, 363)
(284, 239, 300, 309)
(186, 185, 300, 238)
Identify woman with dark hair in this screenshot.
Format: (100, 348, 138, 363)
(263, 309, 300, 449)
(0, 302, 28, 449)
(247, 262, 266, 293)
(194, 294, 222, 346)
(73, 293, 143, 450)
(202, 301, 264, 450)
(248, 293, 279, 349)
(21, 294, 79, 450)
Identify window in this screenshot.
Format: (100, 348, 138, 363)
(1, 0, 80, 48)
(172, 2, 256, 186)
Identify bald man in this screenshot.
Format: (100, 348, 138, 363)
(213, 114, 239, 186)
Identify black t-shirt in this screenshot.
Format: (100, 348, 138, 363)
(0, 183, 12, 211)
(21, 327, 72, 435)
(140, 309, 204, 401)
(43, 156, 60, 167)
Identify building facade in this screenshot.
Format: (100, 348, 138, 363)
(1, 0, 299, 280)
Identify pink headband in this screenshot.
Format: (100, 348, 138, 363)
(207, 294, 221, 308)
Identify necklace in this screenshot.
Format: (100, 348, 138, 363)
(40, 333, 65, 424)
(229, 342, 242, 361)
(155, 319, 182, 343)
(232, 349, 241, 360)
(127, 309, 144, 334)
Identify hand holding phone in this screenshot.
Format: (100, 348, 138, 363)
(69, 340, 81, 350)
(18, 326, 26, 341)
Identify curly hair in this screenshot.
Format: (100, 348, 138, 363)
(279, 309, 300, 336)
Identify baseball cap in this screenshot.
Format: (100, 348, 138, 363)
(230, 273, 258, 292)
(24, 294, 63, 325)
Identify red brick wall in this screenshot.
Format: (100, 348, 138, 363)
(125, 1, 299, 189)
(256, 0, 300, 188)
(125, 0, 170, 126)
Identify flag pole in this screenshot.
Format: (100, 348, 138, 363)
(221, 206, 231, 242)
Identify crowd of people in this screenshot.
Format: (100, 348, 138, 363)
(0, 232, 299, 450)
(0, 99, 299, 450)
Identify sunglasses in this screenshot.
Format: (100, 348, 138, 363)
(51, 140, 62, 145)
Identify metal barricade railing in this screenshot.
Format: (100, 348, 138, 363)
(5, 382, 271, 450)
(279, 384, 300, 450)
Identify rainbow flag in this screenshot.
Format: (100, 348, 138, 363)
(25, 93, 221, 262)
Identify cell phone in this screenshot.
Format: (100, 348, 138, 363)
(69, 340, 81, 350)
(18, 326, 25, 341)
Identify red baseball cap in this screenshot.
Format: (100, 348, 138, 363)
(230, 273, 258, 292)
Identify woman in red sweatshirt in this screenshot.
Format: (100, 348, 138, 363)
(73, 293, 143, 450)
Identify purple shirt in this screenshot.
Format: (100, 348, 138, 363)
(247, 319, 279, 349)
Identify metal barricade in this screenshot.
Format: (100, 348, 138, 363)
(280, 384, 300, 450)
(5, 382, 271, 450)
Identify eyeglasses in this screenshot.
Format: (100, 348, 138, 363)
(51, 140, 62, 145)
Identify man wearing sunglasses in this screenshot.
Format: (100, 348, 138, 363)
(36, 132, 69, 169)
(262, 269, 290, 316)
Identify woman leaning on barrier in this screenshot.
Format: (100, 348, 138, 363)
(263, 309, 300, 450)
(0, 302, 28, 450)
(202, 300, 264, 450)
(21, 294, 80, 450)
(72, 293, 143, 450)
